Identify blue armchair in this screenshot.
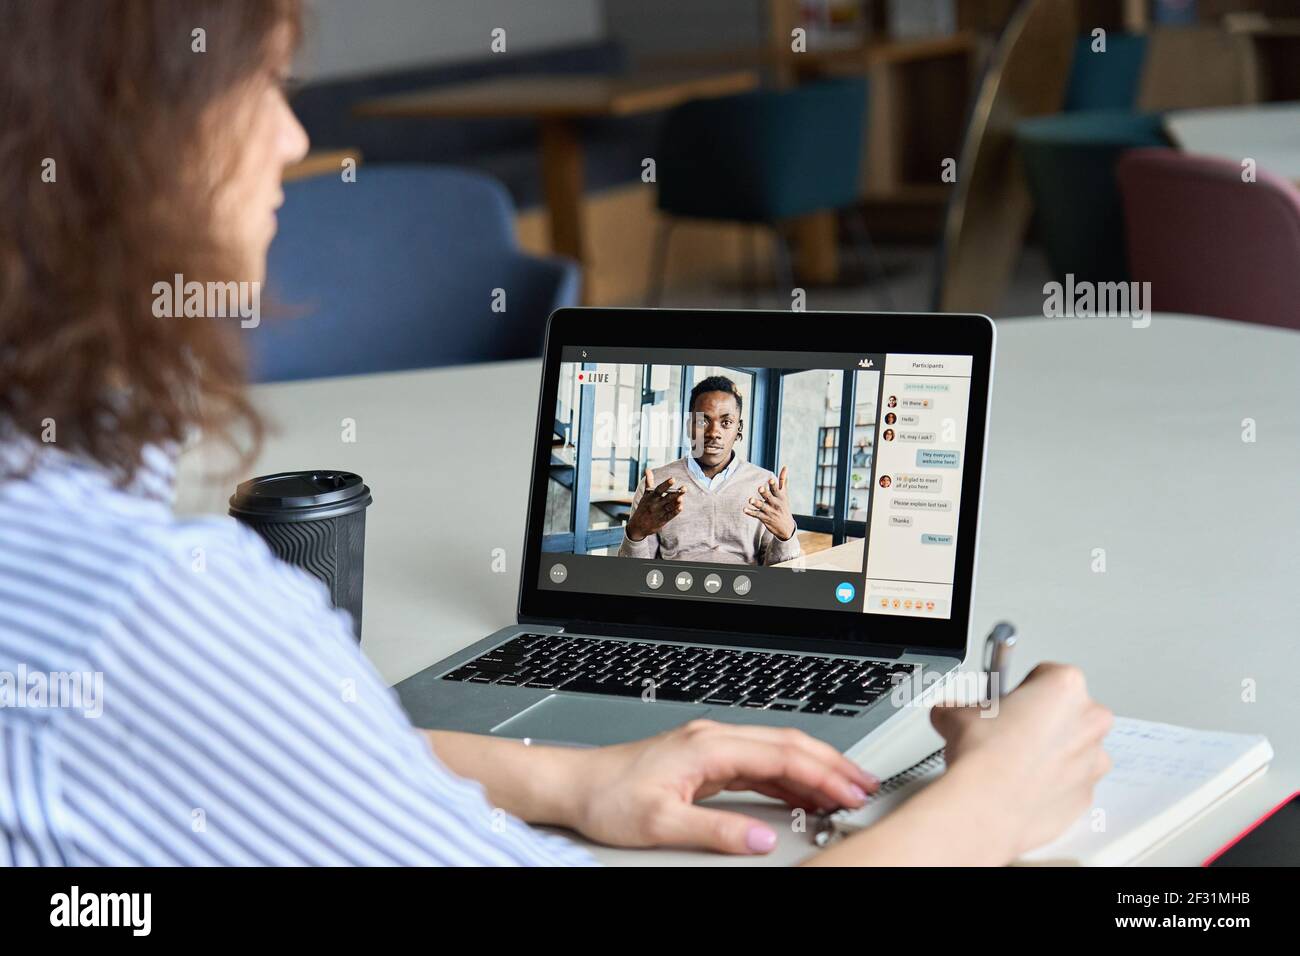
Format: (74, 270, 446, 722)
(1016, 110, 1168, 283)
(251, 165, 579, 382)
(646, 77, 887, 305)
(1064, 33, 1148, 112)
(1013, 33, 1158, 284)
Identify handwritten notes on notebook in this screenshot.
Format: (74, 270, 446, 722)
(825, 717, 1272, 865)
(1019, 718, 1272, 865)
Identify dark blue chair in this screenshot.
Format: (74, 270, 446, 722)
(1016, 110, 1168, 283)
(252, 165, 579, 382)
(1011, 32, 1156, 284)
(1063, 33, 1148, 112)
(646, 77, 888, 305)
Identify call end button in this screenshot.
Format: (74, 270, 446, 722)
(703, 573, 722, 594)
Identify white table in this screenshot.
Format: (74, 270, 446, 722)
(175, 314, 1300, 866)
(1165, 101, 1300, 184)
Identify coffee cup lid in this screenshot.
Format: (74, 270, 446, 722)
(229, 471, 372, 523)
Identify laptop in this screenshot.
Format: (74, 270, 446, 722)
(396, 307, 995, 753)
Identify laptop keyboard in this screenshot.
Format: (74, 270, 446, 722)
(441, 633, 917, 718)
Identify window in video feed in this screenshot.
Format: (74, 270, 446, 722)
(541, 350, 972, 619)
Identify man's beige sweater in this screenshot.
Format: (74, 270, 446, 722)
(617, 456, 802, 565)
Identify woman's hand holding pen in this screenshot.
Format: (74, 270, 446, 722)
(931, 663, 1113, 860)
(809, 662, 1111, 866)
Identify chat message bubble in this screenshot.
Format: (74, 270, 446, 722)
(889, 514, 913, 527)
(897, 431, 936, 443)
(896, 413, 922, 426)
(890, 497, 954, 512)
(898, 398, 931, 409)
(921, 533, 954, 546)
(892, 473, 943, 493)
(916, 449, 960, 468)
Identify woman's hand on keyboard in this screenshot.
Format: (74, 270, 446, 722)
(568, 719, 879, 854)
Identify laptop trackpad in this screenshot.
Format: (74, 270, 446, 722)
(491, 695, 708, 746)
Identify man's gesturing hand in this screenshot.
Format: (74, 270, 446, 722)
(624, 468, 685, 542)
(744, 464, 796, 541)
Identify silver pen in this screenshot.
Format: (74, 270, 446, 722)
(814, 622, 1020, 847)
(984, 621, 1017, 701)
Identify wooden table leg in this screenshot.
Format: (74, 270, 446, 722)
(539, 119, 590, 302)
(791, 210, 839, 285)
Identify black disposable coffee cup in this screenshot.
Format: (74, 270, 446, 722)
(229, 471, 373, 641)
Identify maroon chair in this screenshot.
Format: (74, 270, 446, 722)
(1117, 148, 1300, 331)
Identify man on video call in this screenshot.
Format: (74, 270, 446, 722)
(618, 376, 802, 566)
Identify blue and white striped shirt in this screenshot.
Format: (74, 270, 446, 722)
(0, 440, 594, 866)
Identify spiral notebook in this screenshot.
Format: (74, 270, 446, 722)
(817, 717, 1274, 865)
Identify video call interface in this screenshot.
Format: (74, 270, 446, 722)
(538, 346, 974, 619)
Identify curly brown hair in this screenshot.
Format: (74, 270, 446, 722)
(0, 0, 302, 485)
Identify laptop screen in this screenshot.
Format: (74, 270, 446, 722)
(521, 310, 993, 654)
